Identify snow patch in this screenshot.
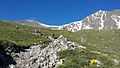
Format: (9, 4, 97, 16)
(111, 15, 120, 29)
(99, 11, 106, 29)
(60, 21, 83, 32)
(83, 25, 93, 29)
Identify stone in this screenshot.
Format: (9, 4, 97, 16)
(11, 35, 86, 68)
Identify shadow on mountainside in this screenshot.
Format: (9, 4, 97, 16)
(0, 40, 30, 68)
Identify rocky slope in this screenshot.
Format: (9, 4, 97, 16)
(59, 10, 120, 32)
(9, 35, 85, 68)
(0, 40, 29, 68)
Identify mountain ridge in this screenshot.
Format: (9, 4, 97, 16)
(2, 9, 120, 32)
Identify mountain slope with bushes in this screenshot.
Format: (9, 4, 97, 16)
(0, 21, 120, 68)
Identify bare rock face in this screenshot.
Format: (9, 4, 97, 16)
(11, 35, 85, 68)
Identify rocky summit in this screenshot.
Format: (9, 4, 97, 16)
(50, 10, 120, 32)
(10, 35, 85, 68)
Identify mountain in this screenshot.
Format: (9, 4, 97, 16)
(59, 10, 120, 32)
(13, 20, 49, 27)
(59, 9, 120, 32)
(9, 10, 120, 32)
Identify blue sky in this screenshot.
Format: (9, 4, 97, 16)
(0, 0, 120, 25)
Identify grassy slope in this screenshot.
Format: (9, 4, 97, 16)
(37, 26, 120, 67)
(32, 25, 120, 68)
(42, 28, 120, 57)
(57, 30, 120, 68)
(0, 21, 120, 67)
(0, 21, 50, 46)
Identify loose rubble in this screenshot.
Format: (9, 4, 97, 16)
(11, 35, 86, 68)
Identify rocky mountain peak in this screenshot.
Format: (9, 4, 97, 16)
(56, 10, 120, 32)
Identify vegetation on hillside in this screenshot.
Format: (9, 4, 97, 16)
(0, 21, 120, 68)
(36, 24, 120, 68)
(0, 21, 50, 46)
(58, 49, 120, 68)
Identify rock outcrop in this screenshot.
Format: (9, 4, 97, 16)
(11, 35, 86, 68)
(0, 40, 29, 68)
